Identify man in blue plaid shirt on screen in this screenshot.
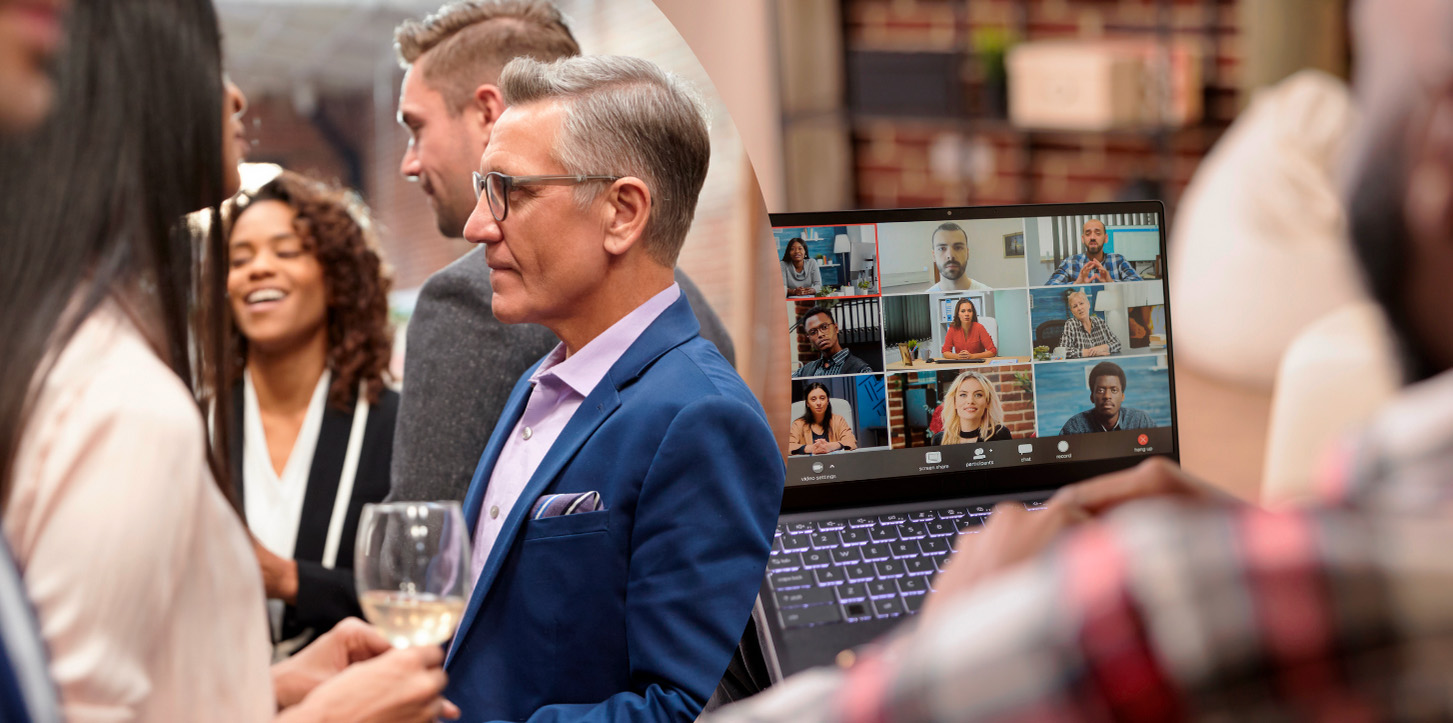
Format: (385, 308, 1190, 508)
(1045, 218, 1144, 284)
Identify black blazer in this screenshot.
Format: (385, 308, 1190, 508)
(230, 382, 398, 644)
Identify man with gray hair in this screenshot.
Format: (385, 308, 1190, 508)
(443, 54, 782, 723)
(390, 0, 734, 507)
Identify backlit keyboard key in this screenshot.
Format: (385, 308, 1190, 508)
(874, 560, 905, 578)
(769, 571, 812, 590)
(861, 544, 891, 562)
(898, 577, 929, 596)
(905, 558, 935, 576)
(811, 531, 842, 549)
(848, 516, 875, 528)
(890, 541, 921, 559)
(814, 567, 846, 586)
(801, 550, 831, 569)
(868, 526, 899, 543)
(839, 529, 869, 546)
(907, 510, 936, 522)
(867, 580, 897, 598)
(873, 596, 904, 618)
(904, 594, 925, 614)
(787, 522, 814, 534)
(775, 587, 835, 608)
(937, 508, 966, 519)
(836, 584, 867, 602)
(925, 520, 956, 537)
(919, 538, 949, 556)
(831, 547, 863, 565)
(780, 603, 842, 629)
(768, 554, 801, 572)
(845, 564, 875, 582)
(898, 523, 927, 540)
(782, 534, 811, 551)
(877, 513, 907, 525)
(815, 519, 847, 531)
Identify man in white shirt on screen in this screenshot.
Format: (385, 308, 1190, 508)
(924, 222, 992, 292)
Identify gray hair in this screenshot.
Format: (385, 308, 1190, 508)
(498, 54, 710, 266)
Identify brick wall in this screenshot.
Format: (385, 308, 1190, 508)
(842, 0, 1241, 213)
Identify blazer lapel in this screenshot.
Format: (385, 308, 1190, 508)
(447, 295, 703, 665)
(292, 399, 354, 563)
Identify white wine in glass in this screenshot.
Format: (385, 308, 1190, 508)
(355, 502, 471, 649)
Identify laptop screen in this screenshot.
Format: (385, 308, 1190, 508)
(773, 202, 1178, 494)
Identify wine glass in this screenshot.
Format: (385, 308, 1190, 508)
(354, 501, 472, 649)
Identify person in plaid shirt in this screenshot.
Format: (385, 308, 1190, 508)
(1060, 289, 1122, 359)
(706, 0, 1453, 717)
(1045, 219, 1144, 285)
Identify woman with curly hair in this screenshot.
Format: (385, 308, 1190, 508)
(224, 169, 398, 655)
(930, 370, 1013, 445)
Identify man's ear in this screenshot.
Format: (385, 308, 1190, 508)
(601, 177, 652, 257)
(471, 84, 505, 139)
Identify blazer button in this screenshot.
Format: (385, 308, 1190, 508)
(522, 426, 533, 440)
(490, 505, 499, 519)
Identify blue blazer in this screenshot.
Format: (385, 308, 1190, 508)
(445, 294, 784, 722)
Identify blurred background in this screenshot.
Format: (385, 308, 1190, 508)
(220, 0, 1368, 499)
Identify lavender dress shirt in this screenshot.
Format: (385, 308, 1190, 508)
(469, 284, 682, 584)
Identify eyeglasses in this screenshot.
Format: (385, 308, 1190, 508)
(805, 322, 836, 339)
(472, 171, 621, 222)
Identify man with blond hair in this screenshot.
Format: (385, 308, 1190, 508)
(441, 53, 781, 722)
(389, 0, 733, 505)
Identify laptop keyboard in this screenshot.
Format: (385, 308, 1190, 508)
(768, 499, 1048, 629)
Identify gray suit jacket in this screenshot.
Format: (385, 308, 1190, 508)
(388, 247, 735, 503)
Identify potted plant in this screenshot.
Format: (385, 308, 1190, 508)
(1033, 345, 1050, 361)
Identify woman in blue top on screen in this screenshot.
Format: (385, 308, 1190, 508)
(1061, 289, 1121, 358)
(780, 237, 822, 297)
(930, 371, 1013, 445)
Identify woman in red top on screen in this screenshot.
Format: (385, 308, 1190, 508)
(941, 298, 997, 360)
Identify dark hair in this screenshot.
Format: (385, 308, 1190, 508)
(0, 0, 230, 508)
(797, 305, 834, 332)
(949, 298, 978, 331)
(934, 222, 966, 238)
(798, 382, 835, 428)
(781, 237, 807, 263)
(1089, 361, 1127, 391)
(225, 171, 395, 410)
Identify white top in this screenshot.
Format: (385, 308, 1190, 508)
(926, 278, 992, 292)
(5, 302, 274, 722)
(243, 367, 331, 640)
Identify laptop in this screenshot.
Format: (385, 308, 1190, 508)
(759, 201, 1180, 679)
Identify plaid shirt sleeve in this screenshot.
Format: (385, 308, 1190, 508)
(1110, 253, 1144, 281)
(705, 500, 1453, 723)
(1046, 258, 1077, 285)
(1061, 316, 1120, 358)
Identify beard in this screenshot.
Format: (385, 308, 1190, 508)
(1345, 118, 1440, 383)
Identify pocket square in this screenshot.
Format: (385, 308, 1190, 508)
(530, 491, 602, 520)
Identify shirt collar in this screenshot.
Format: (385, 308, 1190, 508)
(529, 283, 682, 398)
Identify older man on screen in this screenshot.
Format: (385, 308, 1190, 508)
(444, 55, 782, 723)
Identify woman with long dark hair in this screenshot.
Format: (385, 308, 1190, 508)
(225, 170, 399, 655)
(789, 382, 858, 455)
(0, 1, 451, 719)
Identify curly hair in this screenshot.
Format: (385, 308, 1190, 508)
(224, 170, 394, 410)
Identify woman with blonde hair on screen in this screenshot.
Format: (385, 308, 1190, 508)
(931, 370, 1013, 444)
